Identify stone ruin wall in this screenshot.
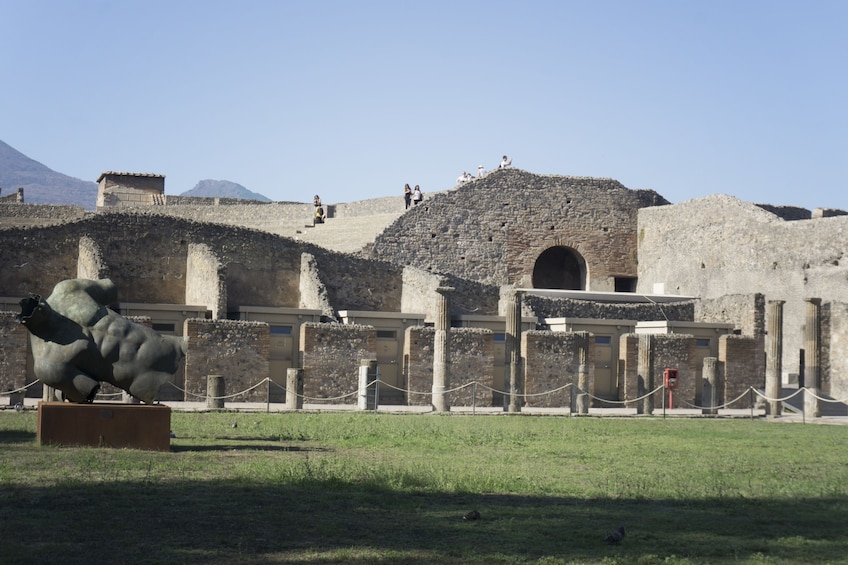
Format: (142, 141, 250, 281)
(300, 322, 375, 403)
(405, 327, 494, 407)
(696, 293, 765, 337)
(368, 169, 669, 290)
(522, 330, 592, 409)
(0, 213, 416, 317)
(526, 295, 695, 323)
(638, 194, 848, 388)
(0, 202, 88, 227)
(618, 333, 762, 410)
(184, 319, 270, 403)
(0, 312, 27, 397)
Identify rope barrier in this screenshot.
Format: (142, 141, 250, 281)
(14, 373, 848, 416)
(0, 381, 41, 396)
(166, 378, 273, 400)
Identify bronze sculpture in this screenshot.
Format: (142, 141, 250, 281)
(17, 278, 187, 404)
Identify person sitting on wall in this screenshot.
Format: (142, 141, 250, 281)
(477, 165, 487, 178)
(456, 172, 473, 185)
(314, 206, 325, 224)
(313, 194, 321, 207)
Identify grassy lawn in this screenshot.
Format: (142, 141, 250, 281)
(1, 410, 847, 564)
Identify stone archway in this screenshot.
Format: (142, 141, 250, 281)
(532, 246, 586, 290)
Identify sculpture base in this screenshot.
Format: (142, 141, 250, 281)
(37, 401, 171, 451)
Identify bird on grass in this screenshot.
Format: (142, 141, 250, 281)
(463, 510, 480, 521)
(604, 525, 625, 544)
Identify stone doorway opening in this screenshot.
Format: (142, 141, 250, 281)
(532, 246, 586, 290)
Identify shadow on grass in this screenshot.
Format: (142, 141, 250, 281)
(0, 429, 36, 444)
(2, 478, 847, 565)
(171, 443, 328, 453)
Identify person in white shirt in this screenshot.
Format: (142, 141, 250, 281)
(412, 185, 423, 205)
(499, 155, 512, 169)
(477, 165, 486, 178)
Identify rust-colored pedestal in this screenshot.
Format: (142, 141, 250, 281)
(37, 401, 172, 451)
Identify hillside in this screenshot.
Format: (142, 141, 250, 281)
(0, 140, 98, 209)
(181, 179, 271, 202)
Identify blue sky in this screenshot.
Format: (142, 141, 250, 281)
(2, 0, 846, 210)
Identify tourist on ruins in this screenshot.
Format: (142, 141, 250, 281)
(412, 185, 423, 205)
(313, 194, 321, 207)
(404, 184, 412, 209)
(499, 155, 512, 169)
(456, 172, 473, 185)
(314, 206, 325, 224)
(477, 165, 486, 178)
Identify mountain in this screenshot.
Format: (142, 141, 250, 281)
(0, 140, 98, 209)
(181, 180, 271, 202)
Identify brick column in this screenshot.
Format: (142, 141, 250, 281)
(701, 357, 718, 416)
(803, 298, 822, 418)
(765, 300, 785, 417)
(575, 331, 590, 415)
(505, 289, 523, 413)
(431, 286, 454, 413)
(637, 334, 654, 415)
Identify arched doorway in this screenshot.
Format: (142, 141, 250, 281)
(532, 246, 586, 290)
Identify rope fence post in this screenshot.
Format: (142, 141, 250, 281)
(286, 369, 303, 410)
(358, 360, 379, 411)
(207, 375, 225, 410)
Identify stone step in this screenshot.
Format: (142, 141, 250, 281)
(292, 211, 406, 254)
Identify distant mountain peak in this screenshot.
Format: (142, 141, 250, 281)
(181, 179, 271, 202)
(0, 139, 98, 209)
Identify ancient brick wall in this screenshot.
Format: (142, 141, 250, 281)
(619, 334, 640, 408)
(620, 334, 698, 408)
(300, 322, 376, 403)
(696, 293, 765, 337)
(0, 312, 27, 396)
(183, 319, 270, 402)
(0, 213, 414, 317)
(824, 302, 848, 399)
(0, 202, 87, 226)
(300, 322, 377, 404)
(369, 169, 668, 289)
(523, 330, 591, 409)
(638, 194, 846, 386)
(405, 326, 494, 407)
(525, 295, 695, 322)
(719, 334, 764, 409)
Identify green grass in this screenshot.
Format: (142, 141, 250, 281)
(1, 411, 847, 564)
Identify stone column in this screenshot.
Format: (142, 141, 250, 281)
(207, 375, 225, 410)
(701, 357, 718, 415)
(765, 300, 785, 417)
(431, 286, 454, 413)
(575, 331, 590, 415)
(358, 360, 379, 410)
(637, 334, 654, 415)
(43, 385, 57, 402)
(286, 368, 304, 410)
(803, 298, 822, 418)
(505, 289, 524, 413)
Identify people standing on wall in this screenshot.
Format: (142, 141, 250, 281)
(412, 185, 423, 205)
(403, 184, 412, 209)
